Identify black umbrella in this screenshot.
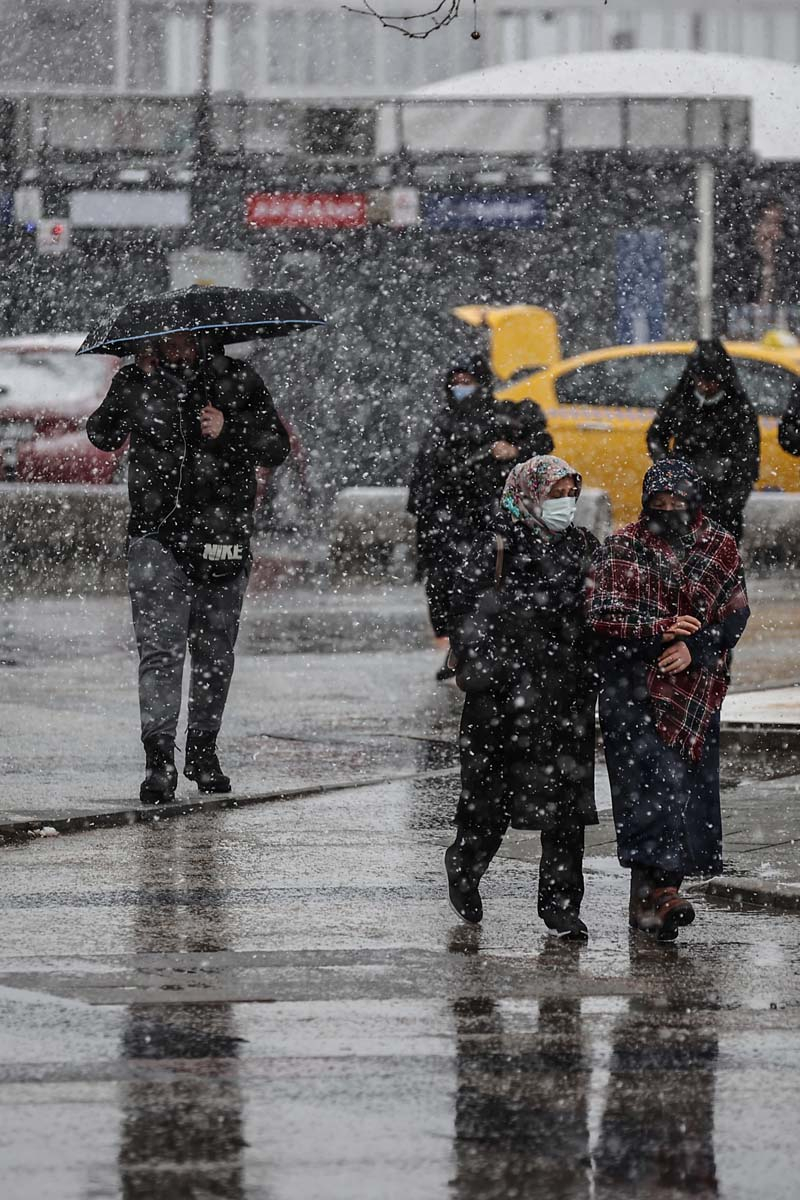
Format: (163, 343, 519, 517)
(77, 286, 326, 356)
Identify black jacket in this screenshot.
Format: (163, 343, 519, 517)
(450, 513, 598, 659)
(87, 355, 290, 573)
(408, 393, 553, 565)
(778, 379, 800, 457)
(646, 349, 760, 522)
(452, 513, 599, 830)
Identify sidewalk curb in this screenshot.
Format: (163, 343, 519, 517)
(695, 875, 800, 911)
(719, 725, 800, 753)
(0, 767, 460, 847)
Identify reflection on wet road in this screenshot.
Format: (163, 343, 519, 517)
(1, 762, 800, 1200)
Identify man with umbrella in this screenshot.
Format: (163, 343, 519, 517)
(85, 287, 323, 804)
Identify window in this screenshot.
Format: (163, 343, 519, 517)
(0, 0, 115, 89)
(733, 360, 798, 417)
(529, 10, 559, 57)
(772, 11, 800, 63)
(499, 13, 527, 61)
(556, 353, 799, 418)
(165, 15, 201, 93)
(266, 9, 300, 88)
(639, 12, 667, 49)
(128, 2, 166, 91)
(556, 355, 686, 410)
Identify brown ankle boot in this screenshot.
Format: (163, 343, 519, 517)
(629, 868, 695, 941)
(650, 887, 695, 941)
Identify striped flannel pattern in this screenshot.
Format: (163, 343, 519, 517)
(587, 516, 748, 761)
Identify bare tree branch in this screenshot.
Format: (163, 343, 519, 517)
(342, 0, 467, 40)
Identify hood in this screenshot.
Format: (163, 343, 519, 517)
(681, 339, 741, 396)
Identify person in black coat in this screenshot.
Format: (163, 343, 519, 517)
(444, 454, 598, 939)
(778, 377, 800, 458)
(408, 354, 553, 679)
(87, 333, 290, 804)
(646, 339, 760, 543)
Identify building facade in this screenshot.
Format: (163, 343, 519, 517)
(2, 0, 800, 96)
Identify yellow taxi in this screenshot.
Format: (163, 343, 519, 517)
(454, 307, 800, 525)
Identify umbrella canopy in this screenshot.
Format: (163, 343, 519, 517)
(77, 286, 326, 356)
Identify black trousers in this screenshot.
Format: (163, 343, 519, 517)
(425, 555, 459, 639)
(450, 818, 585, 918)
(705, 495, 746, 545)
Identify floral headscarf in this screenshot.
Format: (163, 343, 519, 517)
(501, 454, 582, 532)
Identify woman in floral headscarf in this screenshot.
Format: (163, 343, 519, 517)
(444, 454, 599, 938)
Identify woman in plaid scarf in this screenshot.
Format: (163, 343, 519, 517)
(588, 458, 750, 941)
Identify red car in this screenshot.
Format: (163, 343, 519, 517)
(0, 334, 122, 483)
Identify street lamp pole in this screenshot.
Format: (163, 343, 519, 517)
(696, 160, 716, 340)
(191, 0, 217, 250)
(197, 0, 215, 168)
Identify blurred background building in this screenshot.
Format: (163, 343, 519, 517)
(2, 0, 799, 497)
(3, 0, 800, 96)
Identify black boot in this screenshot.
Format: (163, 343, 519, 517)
(444, 824, 501, 925)
(538, 826, 588, 939)
(444, 843, 483, 924)
(140, 736, 178, 806)
(184, 729, 231, 794)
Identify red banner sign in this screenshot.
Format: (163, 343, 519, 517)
(246, 193, 368, 229)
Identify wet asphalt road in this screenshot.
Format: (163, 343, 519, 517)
(2, 771, 800, 1200)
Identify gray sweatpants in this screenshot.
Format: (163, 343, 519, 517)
(127, 537, 250, 744)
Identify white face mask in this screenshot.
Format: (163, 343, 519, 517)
(451, 383, 479, 402)
(540, 496, 577, 532)
(694, 387, 723, 407)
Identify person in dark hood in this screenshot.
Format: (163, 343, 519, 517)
(87, 332, 290, 805)
(408, 354, 553, 679)
(588, 459, 750, 942)
(646, 339, 760, 543)
(777, 376, 800, 459)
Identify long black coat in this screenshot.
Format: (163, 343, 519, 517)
(778, 378, 800, 457)
(87, 355, 289, 574)
(646, 353, 759, 540)
(408, 394, 553, 570)
(451, 514, 598, 833)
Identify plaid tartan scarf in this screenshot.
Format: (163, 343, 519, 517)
(587, 516, 748, 761)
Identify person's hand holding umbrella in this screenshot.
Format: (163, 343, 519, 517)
(200, 404, 225, 440)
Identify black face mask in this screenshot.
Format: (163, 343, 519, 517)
(645, 508, 692, 539)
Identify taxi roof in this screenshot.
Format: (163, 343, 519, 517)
(547, 340, 800, 377)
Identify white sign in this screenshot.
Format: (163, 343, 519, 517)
(168, 249, 251, 291)
(14, 187, 41, 224)
(389, 187, 420, 227)
(37, 219, 71, 256)
(69, 190, 190, 229)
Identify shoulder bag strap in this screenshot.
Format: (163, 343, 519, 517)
(494, 534, 506, 588)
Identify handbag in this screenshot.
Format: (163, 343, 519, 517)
(452, 534, 508, 694)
